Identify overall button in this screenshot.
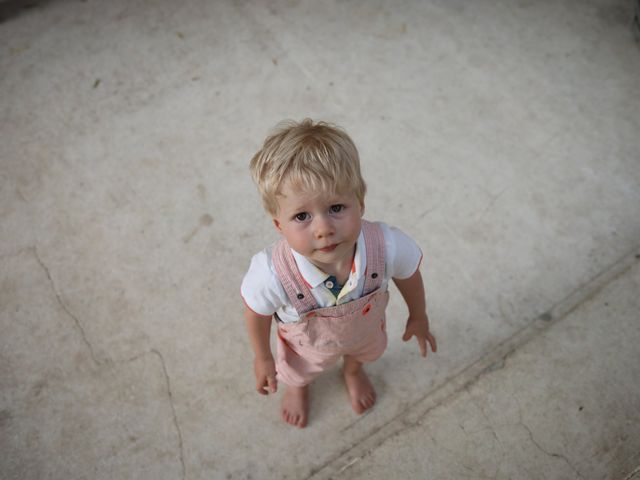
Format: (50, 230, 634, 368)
(325, 280, 334, 289)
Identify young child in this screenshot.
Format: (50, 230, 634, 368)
(241, 119, 436, 428)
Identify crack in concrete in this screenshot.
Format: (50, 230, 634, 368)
(32, 246, 103, 366)
(418, 205, 438, 219)
(520, 422, 584, 479)
(605, 448, 640, 477)
(305, 246, 640, 479)
(337, 457, 360, 475)
(15, 187, 29, 203)
(465, 387, 500, 445)
(510, 365, 583, 479)
(461, 392, 510, 480)
(623, 465, 640, 480)
(338, 408, 374, 435)
(97, 350, 188, 479)
(150, 348, 187, 480)
(24, 248, 187, 478)
(480, 187, 509, 216)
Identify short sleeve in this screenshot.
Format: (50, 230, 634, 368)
(240, 248, 287, 316)
(379, 222, 423, 280)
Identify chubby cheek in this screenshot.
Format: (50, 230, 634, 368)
(283, 225, 312, 251)
(346, 217, 363, 240)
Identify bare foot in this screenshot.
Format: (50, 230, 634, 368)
(343, 360, 376, 414)
(281, 385, 309, 428)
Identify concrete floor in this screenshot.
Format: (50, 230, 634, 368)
(1, 0, 639, 479)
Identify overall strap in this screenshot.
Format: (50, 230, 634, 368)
(361, 220, 386, 295)
(272, 239, 318, 314)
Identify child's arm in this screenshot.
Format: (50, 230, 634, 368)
(244, 307, 278, 394)
(393, 268, 437, 357)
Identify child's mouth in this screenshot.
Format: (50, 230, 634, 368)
(319, 244, 338, 253)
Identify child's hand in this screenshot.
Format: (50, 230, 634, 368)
(402, 313, 437, 358)
(254, 356, 278, 395)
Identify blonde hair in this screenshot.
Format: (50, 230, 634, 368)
(250, 119, 367, 216)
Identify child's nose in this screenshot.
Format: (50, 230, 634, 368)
(313, 215, 335, 239)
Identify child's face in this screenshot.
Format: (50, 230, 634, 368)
(273, 181, 364, 269)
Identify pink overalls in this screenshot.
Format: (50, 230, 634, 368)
(272, 221, 389, 387)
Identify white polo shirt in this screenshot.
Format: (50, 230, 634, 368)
(241, 221, 422, 324)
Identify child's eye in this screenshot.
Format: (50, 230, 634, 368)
(294, 212, 310, 222)
(330, 204, 344, 213)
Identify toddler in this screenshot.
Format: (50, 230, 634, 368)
(241, 119, 436, 428)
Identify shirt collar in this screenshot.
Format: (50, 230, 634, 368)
(290, 229, 367, 289)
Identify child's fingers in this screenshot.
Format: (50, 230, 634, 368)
(256, 375, 277, 395)
(267, 375, 277, 393)
(427, 332, 437, 353)
(402, 328, 412, 342)
(418, 336, 427, 357)
(256, 378, 268, 395)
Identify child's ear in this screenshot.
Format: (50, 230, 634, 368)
(360, 201, 365, 217)
(273, 218, 283, 233)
